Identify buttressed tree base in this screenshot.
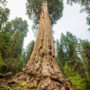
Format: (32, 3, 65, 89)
(8, 2, 74, 90)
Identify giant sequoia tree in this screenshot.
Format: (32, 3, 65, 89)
(8, 0, 74, 90)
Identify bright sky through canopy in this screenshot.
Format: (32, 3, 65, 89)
(7, 0, 90, 49)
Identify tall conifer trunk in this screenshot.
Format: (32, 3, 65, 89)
(9, 2, 74, 90)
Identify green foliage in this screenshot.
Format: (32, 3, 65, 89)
(67, 0, 90, 12)
(56, 32, 90, 89)
(0, 53, 6, 72)
(81, 40, 90, 61)
(26, 0, 63, 30)
(56, 32, 78, 66)
(20, 82, 27, 86)
(6, 30, 24, 58)
(3, 18, 29, 74)
(20, 40, 35, 67)
(0, 17, 28, 75)
(0, 7, 10, 30)
(3, 22, 13, 33)
(0, 0, 29, 76)
(80, 40, 90, 78)
(13, 86, 21, 90)
(26, 40, 35, 61)
(67, 0, 90, 5)
(3, 86, 12, 90)
(4, 57, 23, 74)
(64, 65, 86, 90)
(0, 32, 11, 58)
(12, 17, 28, 36)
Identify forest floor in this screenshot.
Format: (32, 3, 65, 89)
(0, 79, 8, 90)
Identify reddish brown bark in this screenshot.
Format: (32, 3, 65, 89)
(7, 2, 74, 90)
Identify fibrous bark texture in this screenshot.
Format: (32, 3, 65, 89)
(8, 2, 74, 90)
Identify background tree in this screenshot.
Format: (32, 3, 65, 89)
(0, 0, 10, 30)
(56, 32, 78, 67)
(0, 2, 29, 75)
(12, 17, 28, 36)
(20, 40, 35, 67)
(80, 40, 90, 78)
(0, 32, 11, 58)
(56, 32, 90, 90)
(25, 40, 35, 63)
(4, 18, 29, 74)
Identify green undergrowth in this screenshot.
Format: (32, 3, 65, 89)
(64, 65, 89, 90)
(0, 53, 6, 72)
(3, 81, 37, 90)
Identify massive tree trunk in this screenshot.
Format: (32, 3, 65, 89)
(8, 2, 74, 90)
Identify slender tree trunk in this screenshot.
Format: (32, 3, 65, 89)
(9, 2, 74, 90)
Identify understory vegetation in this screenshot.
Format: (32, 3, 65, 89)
(0, 0, 28, 75)
(56, 32, 90, 90)
(0, 0, 90, 90)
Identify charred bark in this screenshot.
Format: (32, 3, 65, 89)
(7, 2, 74, 90)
